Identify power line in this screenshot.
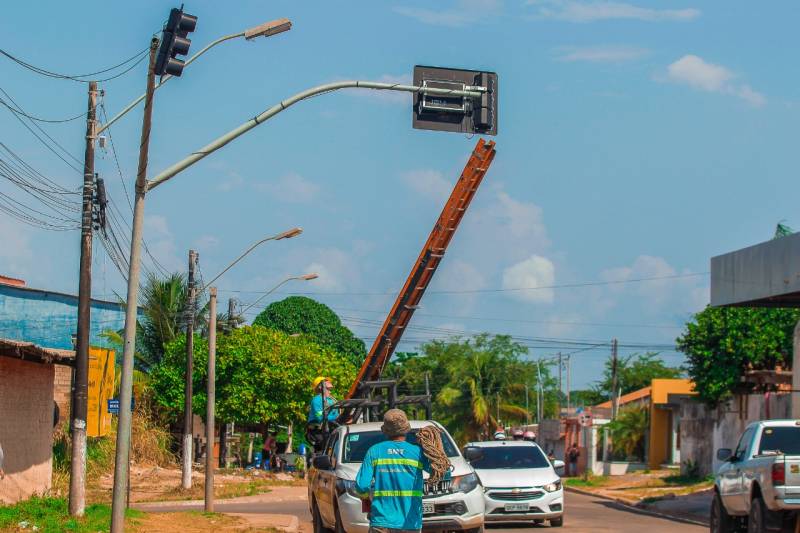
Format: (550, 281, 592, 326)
(0, 46, 148, 83)
(222, 271, 709, 297)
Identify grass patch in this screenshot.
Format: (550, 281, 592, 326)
(564, 475, 609, 488)
(0, 497, 142, 533)
(662, 474, 714, 487)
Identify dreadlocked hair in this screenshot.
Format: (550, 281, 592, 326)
(417, 425, 452, 484)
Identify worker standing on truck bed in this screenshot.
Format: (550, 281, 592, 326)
(355, 409, 432, 533)
(306, 376, 339, 450)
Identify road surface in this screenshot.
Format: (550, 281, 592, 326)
(138, 490, 706, 532)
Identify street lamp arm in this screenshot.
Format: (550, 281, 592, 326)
(201, 227, 302, 289)
(146, 81, 485, 191)
(97, 32, 244, 136)
(240, 275, 314, 316)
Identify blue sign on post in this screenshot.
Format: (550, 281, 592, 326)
(107, 397, 134, 415)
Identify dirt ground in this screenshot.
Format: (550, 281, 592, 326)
(566, 469, 713, 503)
(129, 510, 274, 532)
(91, 465, 304, 504)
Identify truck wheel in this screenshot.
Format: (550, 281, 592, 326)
(550, 517, 563, 527)
(711, 492, 737, 533)
(748, 497, 766, 533)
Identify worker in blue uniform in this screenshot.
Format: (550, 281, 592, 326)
(306, 376, 339, 452)
(355, 409, 431, 533)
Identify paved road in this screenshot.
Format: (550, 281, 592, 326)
(138, 490, 705, 532)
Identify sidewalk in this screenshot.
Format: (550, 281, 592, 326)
(134, 485, 308, 532)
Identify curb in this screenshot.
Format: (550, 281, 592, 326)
(564, 486, 709, 527)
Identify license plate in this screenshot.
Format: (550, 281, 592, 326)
(423, 502, 435, 514)
(505, 503, 529, 512)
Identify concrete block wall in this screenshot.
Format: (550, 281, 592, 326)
(54, 364, 72, 423)
(0, 357, 55, 503)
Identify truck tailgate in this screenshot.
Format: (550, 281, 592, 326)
(786, 456, 800, 493)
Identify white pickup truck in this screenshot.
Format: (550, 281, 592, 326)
(712, 420, 800, 533)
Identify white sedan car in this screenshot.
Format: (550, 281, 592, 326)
(465, 440, 565, 528)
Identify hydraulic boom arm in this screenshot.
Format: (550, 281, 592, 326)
(346, 139, 497, 400)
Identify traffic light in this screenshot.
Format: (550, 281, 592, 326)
(155, 7, 198, 77)
(413, 65, 498, 135)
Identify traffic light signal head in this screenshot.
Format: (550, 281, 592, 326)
(413, 65, 498, 135)
(155, 7, 198, 77)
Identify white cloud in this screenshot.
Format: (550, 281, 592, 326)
(254, 173, 320, 203)
(217, 171, 244, 192)
(494, 191, 549, 246)
(502, 255, 556, 304)
(394, 0, 503, 27)
(401, 169, 452, 203)
(143, 215, 182, 271)
(665, 55, 766, 107)
(194, 235, 220, 250)
(555, 45, 649, 63)
(528, 0, 700, 22)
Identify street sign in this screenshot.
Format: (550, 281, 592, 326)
(413, 65, 498, 135)
(107, 397, 135, 415)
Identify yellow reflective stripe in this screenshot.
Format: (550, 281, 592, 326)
(373, 490, 423, 497)
(372, 458, 423, 468)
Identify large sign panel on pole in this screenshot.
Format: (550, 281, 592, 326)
(87, 347, 115, 437)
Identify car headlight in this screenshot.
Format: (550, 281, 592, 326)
(337, 479, 365, 499)
(452, 473, 480, 493)
(542, 480, 562, 493)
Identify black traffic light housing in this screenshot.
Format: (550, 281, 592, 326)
(413, 65, 498, 135)
(155, 7, 198, 77)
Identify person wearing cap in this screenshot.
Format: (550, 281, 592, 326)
(307, 376, 339, 425)
(354, 409, 432, 533)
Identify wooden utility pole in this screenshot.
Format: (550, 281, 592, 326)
(610, 338, 619, 419)
(227, 298, 236, 331)
(205, 288, 217, 512)
(182, 249, 198, 489)
(69, 80, 98, 517)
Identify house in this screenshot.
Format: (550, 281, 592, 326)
(0, 338, 74, 503)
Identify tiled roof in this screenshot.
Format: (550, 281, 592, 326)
(0, 337, 75, 367)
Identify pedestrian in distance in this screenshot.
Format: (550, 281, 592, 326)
(567, 443, 580, 477)
(354, 409, 432, 533)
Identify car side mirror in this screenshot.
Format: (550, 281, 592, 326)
(716, 448, 733, 462)
(313, 454, 333, 470)
(553, 459, 565, 472)
(463, 446, 483, 462)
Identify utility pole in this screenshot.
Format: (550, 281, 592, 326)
(611, 338, 619, 419)
(566, 354, 571, 413)
(110, 37, 159, 533)
(536, 359, 543, 422)
(557, 352, 563, 417)
(227, 298, 236, 331)
(205, 288, 217, 512)
(69, 80, 98, 517)
(496, 392, 500, 428)
(525, 385, 529, 425)
(182, 249, 198, 489)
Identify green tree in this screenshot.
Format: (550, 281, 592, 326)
(385, 335, 558, 443)
(592, 352, 683, 402)
(253, 296, 366, 367)
(149, 325, 357, 425)
(607, 405, 649, 460)
(676, 306, 799, 405)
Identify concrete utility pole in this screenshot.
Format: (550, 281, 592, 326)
(182, 249, 198, 489)
(110, 37, 158, 533)
(227, 298, 236, 331)
(525, 386, 529, 425)
(69, 80, 98, 517)
(205, 288, 217, 512)
(566, 354, 571, 413)
(610, 338, 619, 419)
(536, 359, 543, 422)
(557, 352, 563, 416)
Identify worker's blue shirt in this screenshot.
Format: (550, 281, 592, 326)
(307, 394, 338, 424)
(354, 440, 431, 530)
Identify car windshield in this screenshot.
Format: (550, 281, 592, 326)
(342, 428, 460, 463)
(758, 427, 800, 455)
(470, 445, 551, 469)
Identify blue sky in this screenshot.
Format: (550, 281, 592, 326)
(2, 1, 799, 391)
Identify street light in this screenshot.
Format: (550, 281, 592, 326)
(239, 273, 319, 316)
(97, 18, 292, 136)
(201, 227, 302, 290)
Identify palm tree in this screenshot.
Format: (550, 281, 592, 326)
(608, 405, 649, 460)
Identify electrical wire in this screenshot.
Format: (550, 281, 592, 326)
(0, 96, 86, 123)
(0, 46, 148, 83)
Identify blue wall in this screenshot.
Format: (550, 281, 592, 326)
(0, 284, 130, 350)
